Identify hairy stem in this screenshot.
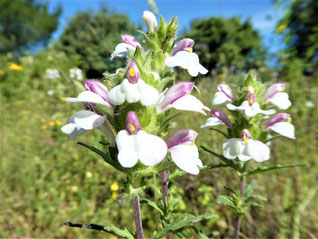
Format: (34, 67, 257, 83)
(233, 177, 246, 239)
(133, 196, 144, 239)
(160, 171, 171, 239)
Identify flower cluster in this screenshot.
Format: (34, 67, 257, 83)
(61, 11, 209, 175)
(69, 68, 83, 81)
(45, 69, 60, 79)
(202, 74, 295, 163)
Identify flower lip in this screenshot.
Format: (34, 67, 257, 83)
(217, 84, 234, 101)
(84, 80, 111, 103)
(210, 109, 232, 127)
(265, 113, 291, 128)
(240, 129, 252, 143)
(126, 111, 141, 135)
(142, 10, 157, 33)
(265, 83, 285, 100)
(159, 82, 194, 110)
(120, 35, 141, 48)
(247, 93, 256, 106)
(172, 38, 195, 56)
(166, 129, 198, 149)
(126, 61, 140, 84)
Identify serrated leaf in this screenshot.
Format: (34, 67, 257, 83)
(78, 142, 115, 167)
(103, 224, 135, 239)
(249, 194, 268, 202)
(244, 180, 257, 198)
(151, 214, 216, 239)
(191, 225, 210, 239)
(245, 163, 309, 177)
(140, 198, 164, 216)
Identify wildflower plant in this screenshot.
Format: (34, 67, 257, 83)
(61, 10, 213, 238)
(201, 72, 306, 238)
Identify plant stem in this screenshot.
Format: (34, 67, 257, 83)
(160, 171, 171, 239)
(133, 196, 144, 239)
(233, 176, 246, 239)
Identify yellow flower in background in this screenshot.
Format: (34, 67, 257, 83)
(20, 110, 29, 115)
(55, 120, 62, 126)
(218, 74, 225, 79)
(49, 121, 55, 126)
(110, 181, 119, 191)
(112, 192, 118, 200)
(41, 125, 48, 130)
(61, 97, 67, 101)
(16, 100, 24, 105)
(9, 63, 23, 71)
(277, 24, 287, 33)
(0, 70, 4, 76)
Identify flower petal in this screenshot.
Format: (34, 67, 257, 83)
(247, 140, 270, 162)
(111, 43, 135, 60)
(252, 102, 276, 115)
(67, 91, 112, 108)
(169, 144, 201, 175)
(268, 122, 295, 139)
(136, 130, 167, 166)
(138, 79, 160, 106)
(73, 110, 106, 130)
(121, 79, 141, 103)
(166, 129, 198, 148)
(116, 130, 139, 168)
(108, 85, 126, 105)
(212, 92, 232, 105)
(266, 92, 292, 110)
(200, 117, 225, 129)
(223, 138, 242, 160)
(171, 94, 209, 115)
(61, 123, 76, 134)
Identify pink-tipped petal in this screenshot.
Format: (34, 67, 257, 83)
(265, 83, 285, 100)
(247, 93, 256, 106)
(84, 80, 114, 107)
(166, 129, 198, 149)
(240, 129, 252, 141)
(172, 38, 195, 56)
(265, 113, 291, 128)
(159, 82, 194, 110)
(120, 35, 141, 48)
(210, 109, 232, 127)
(126, 61, 140, 84)
(217, 84, 234, 101)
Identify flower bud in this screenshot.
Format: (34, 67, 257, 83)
(265, 113, 291, 129)
(217, 84, 234, 101)
(210, 109, 232, 127)
(247, 93, 256, 106)
(172, 38, 195, 56)
(126, 61, 140, 84)
(142, 11, 157, 33)
(166, 129, 198, 148)
(120, 35, 141, 48)
(126, 111, 141, 135)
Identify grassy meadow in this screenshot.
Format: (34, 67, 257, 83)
(1, 50, 317, 238)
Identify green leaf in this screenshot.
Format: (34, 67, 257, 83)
(140, 198, 164, 216)
(191, 225, 210, 239)
(217, 195, 236, 208)
(224, 185, 237, 195)
(151, 214, 216, 239)
(245, 163, 309, 177)
(103, 224, 135, 239)
(248, 194, 268, 202)
(78, 142, 115, 167)
(244, 180, 257, 198)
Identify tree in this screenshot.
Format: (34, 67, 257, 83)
(0, 0, 61, 54)
(55, 7, 138, 78)
(185, 17, 265, 72)
(277, 0, 318, 72)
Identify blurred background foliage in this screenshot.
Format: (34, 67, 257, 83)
(0, 0, 317, 238)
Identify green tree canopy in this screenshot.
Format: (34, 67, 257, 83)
(55, 8, 138, 78)
(185, 17, 265, 72)
(0, 0, 61, 54)
(277, 0, 318, 72)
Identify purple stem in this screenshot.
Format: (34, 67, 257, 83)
(160, 171, 171, 239)
(233, 178, 246, 239)
(133, 196, 144, 239)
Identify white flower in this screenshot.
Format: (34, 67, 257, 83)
(142, 11, 158, 33)
(166, 129, 202, 175)
(165, 51, 208, 77)
(223, 129, 270, 162)
(264, 83, 291, 110)
(265, 113, 295, 139)
(200, 109, 232, 129)
(227, 93, 275, 117)
(70, 68, 83, 81)
(45, 69, 60, 79)
(61, 110, 106, 141)
(116, 112, 167, 168)
(157, 82, 209, 115)
(211, 84, 235, 105)
(110, 43, 136, 60)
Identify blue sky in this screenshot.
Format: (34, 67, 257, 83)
(45, 0, 285, 64)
